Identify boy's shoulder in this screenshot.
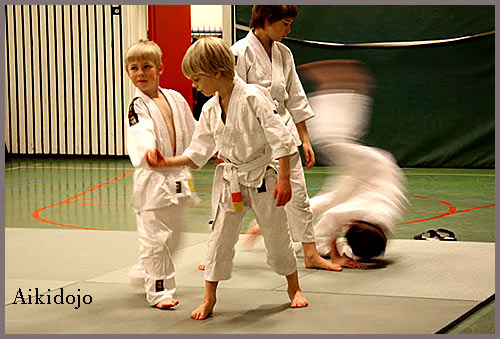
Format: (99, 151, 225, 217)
(230, 37, 250, 55)
(196, 95, 220, 117)
(202, 95, 220, 110)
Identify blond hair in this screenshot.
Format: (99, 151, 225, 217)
(125, 39, 162, 70)
(181, 37, 235, 79)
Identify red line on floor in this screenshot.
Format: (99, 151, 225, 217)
(32, 170, 135, 231)
(454, 204, 495, 214)
(398, 205, 457, 225)
(90, 184, 108, 191)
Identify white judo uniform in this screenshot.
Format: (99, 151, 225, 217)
(126, 87, 199, 305)
(231, 30, 316, 243)
(305, 91, 408, 257)
(183, 77, 298, 281)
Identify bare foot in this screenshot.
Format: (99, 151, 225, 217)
(154, 297, 179, 310)
(191, 297, 216, 320)
(241, 220, 262, 250)
(288, 288, 308, 308)
(303, 243, 342, 271)
(305, 253, 342, 271)
(198, 262, 206, 271)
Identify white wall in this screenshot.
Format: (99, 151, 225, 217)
(190, 5, 233, 46)
(190, 5, 222, 31)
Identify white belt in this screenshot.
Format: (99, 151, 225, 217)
(210, 151, 273, 224)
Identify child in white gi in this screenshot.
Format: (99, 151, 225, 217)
(125, 39, 198, 309)
(299, 60, 408, 268)
(146, 37, 308, 320)
(231, 5, 339, 271)
(310, 143, 408, 268)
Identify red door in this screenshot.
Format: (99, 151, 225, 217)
(148, 5, 193, 108)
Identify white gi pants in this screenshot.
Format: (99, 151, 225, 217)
(285, 151, 315, 243)
(204, 169, 298, 281)
(135, 199, 187, 306)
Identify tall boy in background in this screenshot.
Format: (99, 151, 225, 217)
(231, 5, 339, 271)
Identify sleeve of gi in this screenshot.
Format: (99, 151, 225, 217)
(182, 107, 217, 169)
(282, 47, 315, 124)
(249, 90, 297, 160)
(126, 98, 156, 168)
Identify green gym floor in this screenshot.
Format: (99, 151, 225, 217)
(4, 157, 495, 334)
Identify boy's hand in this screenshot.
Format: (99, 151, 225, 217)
(301, 142, 315, 169)
(146, 148, 168, 167)
(273, 178, 292, 207)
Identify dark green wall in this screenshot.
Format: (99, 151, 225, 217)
(236, 5, 494, 168)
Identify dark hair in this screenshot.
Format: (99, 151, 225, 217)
(249, 5, 298, 29)
(345, 221, 387, 259)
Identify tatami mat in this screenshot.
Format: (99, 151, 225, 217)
(5, 282, 479, 334)
(4, 227, 495, 334)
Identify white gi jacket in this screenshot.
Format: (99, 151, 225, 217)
(126, 87, 199, 211)
(182, 77, 297, 218)
(305, 92, 408, 243)
(231, 30, 315, 147)
(311, 142, 408, 240)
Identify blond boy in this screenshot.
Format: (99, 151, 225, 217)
(146, 37, 308, 320)
(125, 39, 198, 309)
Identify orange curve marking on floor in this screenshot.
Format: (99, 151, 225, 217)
(399, 199, 494, 225)
(32, 170, 135, 231)
(399, 205, 457, 225)
(454, 204, 495, 214)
